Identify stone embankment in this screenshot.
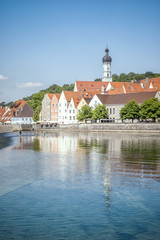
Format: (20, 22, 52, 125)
(0, 124, 33, 133)
(35, 123, 160, 133)
(1, 123, 160, 134)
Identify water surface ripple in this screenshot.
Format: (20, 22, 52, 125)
(0, 132, 160, 240)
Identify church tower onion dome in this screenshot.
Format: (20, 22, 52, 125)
(102, 48, 112, 63)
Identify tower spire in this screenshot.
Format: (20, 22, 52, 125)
(102, 47, 112, 82)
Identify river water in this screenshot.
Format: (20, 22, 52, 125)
(0, 131, 160, 240)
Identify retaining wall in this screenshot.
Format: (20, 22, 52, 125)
(0, 124, 33, 133)
(35, 123, 160, 133)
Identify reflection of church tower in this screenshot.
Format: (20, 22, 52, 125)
(102, 47, 112, 82)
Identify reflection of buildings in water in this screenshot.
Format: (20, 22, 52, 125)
(15, 135, 35, 150)
(120, 135, 160, 179)
(38, 133, 78, 153)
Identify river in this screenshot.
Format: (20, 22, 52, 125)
(0, 131, 160, 240)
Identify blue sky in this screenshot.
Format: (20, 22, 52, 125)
(0, 0, 160, 102)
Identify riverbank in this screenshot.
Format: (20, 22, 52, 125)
(0, 124, 32, 133)
(1, 123, 160, 134)
(34, 123, 160, 133)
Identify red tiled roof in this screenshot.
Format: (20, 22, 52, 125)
(46, 93, 54, 100)
(63, 90, 95, 102)
(11, 100, 26, 110)
(0, 107, 6, 121)
(72, 96, 82, 108)
(1, 108, 15, 122)
(124, 83, 145, 93)
(75, 81, 109, 92)
(55, 94, 61, 100)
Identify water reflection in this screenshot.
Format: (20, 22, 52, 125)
(13, 132, 160, 205)
(1, 132, 160, 239)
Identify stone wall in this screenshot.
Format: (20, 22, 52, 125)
(58, 123, 160, 132)
(0, 124, 33, 133)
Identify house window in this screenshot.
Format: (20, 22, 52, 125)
(70, 116, 72, 120)
(59, 103, 61, 107)
(113, 108, 115, 114)
(73, 110, 75, 113)
(65, 116, 67, 119)
(53, 104, 54, 107)
(69, 110, 71, 113)
(65, 109, 67, 112)
(110, 108, 112, 114)
(95, 101, 97, 105)
(73, 116, 75, 120)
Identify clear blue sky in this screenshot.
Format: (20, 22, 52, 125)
(0, 0, 160, 102)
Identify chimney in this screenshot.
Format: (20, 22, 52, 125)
(101, 86, 105, 94)
(146, 77, 149, 84)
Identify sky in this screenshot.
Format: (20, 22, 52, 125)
(0, 0, 160, 102)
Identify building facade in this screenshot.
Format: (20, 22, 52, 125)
(50, 94, 61, 123)
(41, 93, 54, 121)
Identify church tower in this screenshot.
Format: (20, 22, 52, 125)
(102, 47, 112, 82)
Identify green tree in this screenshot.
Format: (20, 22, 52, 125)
(77, 105, 92, 121)
(120, 100, 140, 123)
(145, 71, 154, 78)
(94, 78, 102, 81)
(28, 91, 45, 111)
(92, 104, 108, 120)
(33, 105, 42, 122)
(139, 97, 160, 122)
(112, 74, 119, 82)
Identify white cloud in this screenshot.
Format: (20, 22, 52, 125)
(16, 82, 44, 88)
(0, 74, 8, 80)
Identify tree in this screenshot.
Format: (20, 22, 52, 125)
(112, 74, 119, 82)
(92, 104, 108, 120)
(94, 78, 102, 82)
(120, 100, 140, 123)
(145, 71, 154, 78)
(139, 97, 160, 122)
(28, 91, 45, 111)
(77, 105, 92, 121)
(33, 105, 42, 122)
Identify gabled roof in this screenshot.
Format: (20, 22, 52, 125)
(54, 94, 61, 100)
(63, 91, 81, 102)
(84, 98, 92, 105)
(96, 91, 158, 105)
(1, 108, 15, 122)
(46, 93, 54, 100)
(72, 96, 82, 108)
(14, 103, 34, 118)
(141, 77, 160, 88)
(63, 90, 94, 102)
(0, 107, 6, 121)
(11, 100, 26, 109)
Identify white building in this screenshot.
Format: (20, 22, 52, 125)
(58, 91, 81, 124)
(89, 91, 160, 121)
(41, 93, 54, 121)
